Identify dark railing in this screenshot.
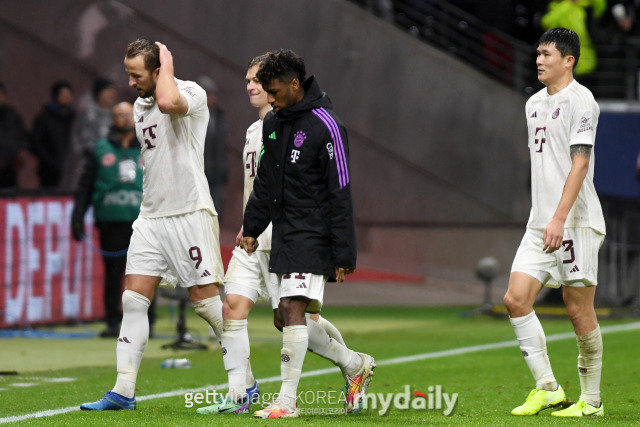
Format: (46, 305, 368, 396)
(352, 0, 640, 100)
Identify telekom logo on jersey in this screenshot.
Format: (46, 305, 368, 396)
(142, 124, 158, 149)
(534, 127, 546, 153)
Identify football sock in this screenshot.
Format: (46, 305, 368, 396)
(113, 290, 150, 398)
(576, 325, 602, 407)
(510, 311, 558, 391)
(315, 314, 346, 346)
(246, 359, 255, 391)
(221, 319, 250, 401)
(192, 295, 223, 342)
(307, 314, 353, 369)
(279, 325, 308, 409)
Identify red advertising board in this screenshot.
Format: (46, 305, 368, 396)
(0, 196, 105, 328)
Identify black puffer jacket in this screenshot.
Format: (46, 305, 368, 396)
(243, 76, 356, 280)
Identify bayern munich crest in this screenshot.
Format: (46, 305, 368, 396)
(294, 130, 307, 148)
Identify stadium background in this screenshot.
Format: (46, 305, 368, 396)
(1, 0, 639, 328)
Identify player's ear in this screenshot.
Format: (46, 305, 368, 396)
(565, 55, 576, 70)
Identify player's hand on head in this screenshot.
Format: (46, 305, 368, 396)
(155, 41, 172, 65)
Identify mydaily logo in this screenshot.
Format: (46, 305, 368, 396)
(363, 385, 458, 416)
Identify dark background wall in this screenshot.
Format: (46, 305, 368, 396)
(0, 0, 530, 280)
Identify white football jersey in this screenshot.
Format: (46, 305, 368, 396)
(525, 80, 605, 234)
(244, 119, 272, 250)
(133, 78, 216, 218)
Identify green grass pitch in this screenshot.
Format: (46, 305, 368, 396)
(1, 305, 638, 426)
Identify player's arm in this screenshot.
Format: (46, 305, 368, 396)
(543, 144, 591, 253)
(154, 42, 188, 116)
(323, 124, 357, 280)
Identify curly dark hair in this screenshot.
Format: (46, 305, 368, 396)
(125, 38, 160, 72)
(256, 49, 306, 86)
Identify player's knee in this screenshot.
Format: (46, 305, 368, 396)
(503, 291, 518, 311)
(503, 291, 531, 316)
(222, 300, 233, 319)
(564, 298, 587, 321)
(273, 308, 284, 331)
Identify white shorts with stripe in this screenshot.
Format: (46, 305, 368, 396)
(126, 210, 224, 288)
(274, 272, 327, 313)
(224, 247, 279, 309)
(511, 227, 605, 288)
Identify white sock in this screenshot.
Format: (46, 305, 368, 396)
(315, 314, 346, 346)
(192, 295, 223, 341)
(306, 314, 353, 369)
(279, 325, 308, 409)
(576, 325, 602, 407)
(113, 290, 150, 398)
(221, 319, 249, 401)
(246, 359, 255, 390)
(510, 311, 558, 391)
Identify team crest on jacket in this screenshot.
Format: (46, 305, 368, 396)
(552, 108, 560, 119)
(102, 153, 116, 167)
(294, 130, 307, 148)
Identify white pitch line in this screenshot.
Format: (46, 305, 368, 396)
(1, 321, 638, 424)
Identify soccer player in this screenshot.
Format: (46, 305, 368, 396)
(80, 38, 225, 410)
(504, 27, 606, 417)
(196, 54, 373, 417)
(240, 49, 375, 419)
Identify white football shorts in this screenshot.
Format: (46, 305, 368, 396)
(511, 227, 605, 288)
(126, 209, 224, 288)
(224, 247, 279, 309)
(274, 272, 327, 313)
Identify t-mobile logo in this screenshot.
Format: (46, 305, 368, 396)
(291, 150, 301, 163)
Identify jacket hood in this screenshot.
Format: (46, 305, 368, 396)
(276, 75, 332, 119)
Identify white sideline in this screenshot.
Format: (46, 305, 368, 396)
(1, 321, 639, 423)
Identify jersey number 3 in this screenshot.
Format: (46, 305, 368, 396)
(562, 240, 575, 264)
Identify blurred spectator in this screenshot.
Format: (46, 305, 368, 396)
(74, 78, 118, 151)
(0, 81, 30, 188)
(541, 0, 608, 76)
(70, 101, 154, 337)
(604, 1, 640, 43)
(65, 78, 118, 190)
(31, 80, 76, 188)
(197, 75, 229, 223)
(612, 0, 640, 31)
